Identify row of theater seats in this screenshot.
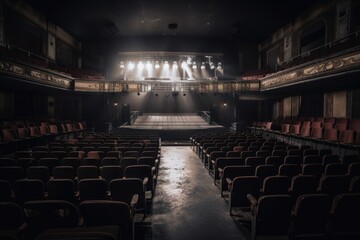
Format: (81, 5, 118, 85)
(252, 117, 360, 147)
(0, 119, 86, 155)
(0, 200, 133, 240)
(191, 131, 360, 240)
(0, 133, 161, 240)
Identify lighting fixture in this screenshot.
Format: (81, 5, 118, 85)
(201, 62, 205, 69)
(119, 61, 125, 69)
(192, 62, 197, 69)
(210, 62, 215, 69)
(217, 62, 222, 70)
(173, 61, 178, 69)
(155, 61, 160, 69)
(164, 60, 169, 68)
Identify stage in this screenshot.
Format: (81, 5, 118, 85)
(117, 113, 225, 142)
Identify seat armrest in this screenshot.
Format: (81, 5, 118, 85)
(247, 194, 258, 207)
(226, 178, 232, 185)
(131, 194, 139, 207)
(218, 168, 223, 173)
(143, 177, 149, 186)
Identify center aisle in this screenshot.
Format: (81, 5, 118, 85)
(147, 146, 249, 240)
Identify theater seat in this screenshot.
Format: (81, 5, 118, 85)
(247, 194, 292, 240)
(289, 194, 332, 239)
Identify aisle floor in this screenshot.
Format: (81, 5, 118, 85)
(141, 146, 250, 240)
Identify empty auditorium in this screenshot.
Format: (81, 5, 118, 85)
(1, 0, 360, 239)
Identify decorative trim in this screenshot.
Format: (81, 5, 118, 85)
(261, 50, 360, 90)
(0, 58, 72, 89)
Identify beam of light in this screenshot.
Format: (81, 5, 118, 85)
(137, 61, 144, 70)
(120, 61, 125, 69)
(181, 61, 187, 68)
(146, 61, 152, 70)
(201, 62, 205, 69)
(128, 62, 135, 70)
(164, 60, 169, 69)
(172, 61, 178, 69)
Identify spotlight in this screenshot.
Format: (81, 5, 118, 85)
(173, 61, 178, 69)
(201, 62, 205, 69)
(210, 62, 215, 69)
(217, 62, 222, 70)
(128, 62, 135, 70)
(164, 60, 169, 68)
(192, 62, 197, 69)
(155, 61, 160, 69)
(137, 61, 144, 70)
(119, 61, 125, 69)
(114, 102, 118, 107)
(137, 92, 141, 96)
(223, 103, 227, 107)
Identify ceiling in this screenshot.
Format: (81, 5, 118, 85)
(23, 0, 321, 43)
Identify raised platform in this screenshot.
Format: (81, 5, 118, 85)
(116, 113, 225, 140)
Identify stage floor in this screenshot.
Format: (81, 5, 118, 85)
(119, 113, 224, 130)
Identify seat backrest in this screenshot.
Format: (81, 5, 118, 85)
(322, 154, 339, 165)
(52, 166, 76, 180)
(245, 156, 264, 171)
(125, 165, 153, 191)
(23, 200, 80, 229)
(231, 176, 260, 208)
(61, 157, 81, 169)
(284, 155, 302, 165)
(323, 128, 338, 141)
(256, 195, 292, 236)
(342, 154, 359, 165)
(291, 194, 332, 236)
(14, 179, 45, 205)
(319, 175, 350, 198)
(110, 178, 144, 209)
(0, 202, 25, 230)
(0, 166, 25, 186)
(77, 166, 99, 180)
(80, 200, 131, 227)
(82, 157, 101, 168)
(290, 175, 319, 202)
(120, 157, 138, 170)
(303, 155, 322, 165)
(324, 163, 347, 175)
(349, 176, 360, 193)
(0, 157, 16, 167)
(328, 193, 360, 234)
(78, 178, 108, 201)
(265, 156, 284, 167)
(310, 127, 323, 139)
(0, 179, 12, 202)
(47, 179, 76, 202)
(348, 162, 360, 178)
(301, 164, 324, 180)
(262, 176, 290, 195)
(255, 165, 277, 185)
(100, 166, 123, 188)
(278, 164, 302, 179)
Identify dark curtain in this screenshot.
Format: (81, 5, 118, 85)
(298, 94, 324, 118)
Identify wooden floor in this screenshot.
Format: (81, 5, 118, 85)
(121, 113, 224, 130)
